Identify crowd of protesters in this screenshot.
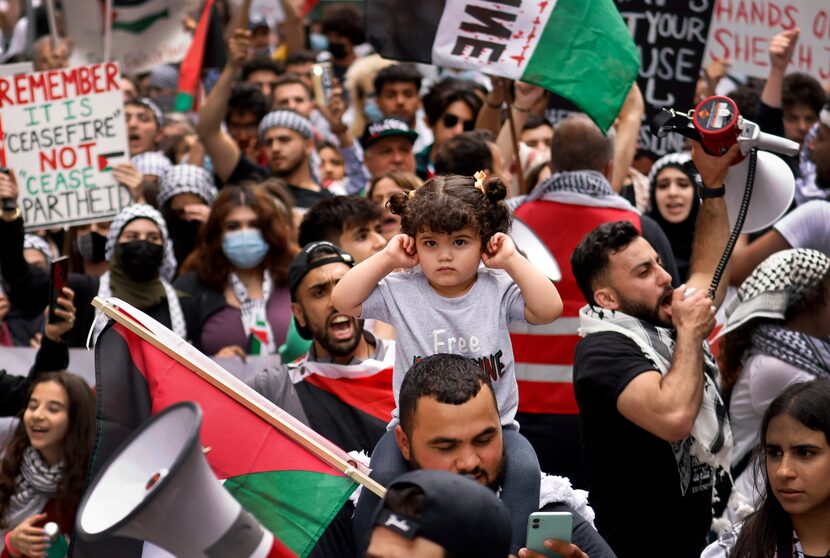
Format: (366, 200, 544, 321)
(0, 1, 828, 557)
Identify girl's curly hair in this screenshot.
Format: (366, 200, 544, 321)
(387, 174, 510, 250)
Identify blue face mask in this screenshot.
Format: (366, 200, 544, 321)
(222, 229, 269, 269)
(364, 97, 384, 122)
(309, 32, 329, 52)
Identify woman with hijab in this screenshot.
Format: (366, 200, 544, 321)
(157, 164, 217, 275)
(0, 182, 196, 346)
(718, 249, 830, 511)
(646, 152, 700, 282)
(176, 183, 297, 357)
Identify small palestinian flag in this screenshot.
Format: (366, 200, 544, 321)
(111, 0, 170, 34)
(365, 0, 639, 130)
(175, 0, 227, 112)
(80, 301, 360, 558)
(96, 151, 124, 172)
(249, 315, 270, 355)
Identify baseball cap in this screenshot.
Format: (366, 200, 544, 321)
(249, 16, 269, 31)
(288, 241, 355, 301)
(360, 118, 419, 150)
(371, 470, 512, 558)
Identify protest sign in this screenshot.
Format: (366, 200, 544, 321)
(617, 0, 716, 155)
(705, 0, 830, 81)
(65, 0, 191, 75)
(0, 62, 132, 230)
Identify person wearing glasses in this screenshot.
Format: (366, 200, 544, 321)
(416, 79, 483, 180)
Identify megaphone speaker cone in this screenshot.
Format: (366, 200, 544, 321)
(723, 150, 795, 233)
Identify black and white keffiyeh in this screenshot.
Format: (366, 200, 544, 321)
(701, 524, 805, 558)
(578, 306, 733, 486)
(22, 234, 53, 264)
(131, 151, 173, 178)
(751, 324, 830, 379)
(157, 164, 217, 208)
(229, 271, 276, 355)
(4, 447, 63, 532)
(518, 170, 638, 212)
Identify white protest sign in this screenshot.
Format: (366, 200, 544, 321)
(0, 62, 132, 230)
(704, 0, 830, 81)
(65, 0, 191, 75)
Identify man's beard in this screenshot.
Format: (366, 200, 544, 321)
(408, 444, 507, 492)
(617, 289, 673, 329)
(270, 153, 305, 179)
(304, 310, 364, 357)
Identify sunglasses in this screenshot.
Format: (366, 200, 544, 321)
(442, 113, 475, 131)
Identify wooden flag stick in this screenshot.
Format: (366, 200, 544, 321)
(44, 0, 60, 49)
(502, 80, 526, 195)
(91, 297, 387, 498)
(103, 0, 114, 62)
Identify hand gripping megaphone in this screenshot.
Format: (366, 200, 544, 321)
(76, 402, 288, 558)
(652, 95, 798, 233)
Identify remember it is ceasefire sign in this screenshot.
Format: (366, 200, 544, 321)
(0, 62, 131, 230)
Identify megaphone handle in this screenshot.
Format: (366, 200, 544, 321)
(707, 148, 758, 299)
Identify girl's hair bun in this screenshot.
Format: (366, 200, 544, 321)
(483, 176, 507, 203)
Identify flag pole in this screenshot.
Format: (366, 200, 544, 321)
(91, 297, 387, 498)
(44, 0, 60, 49)
(502, 80, 526, 195)
(103, 0, 114, 62)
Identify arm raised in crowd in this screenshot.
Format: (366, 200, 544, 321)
(760, 28, 799, 111)
(610, 82, 644, 193)
(196, 29, 247, 183)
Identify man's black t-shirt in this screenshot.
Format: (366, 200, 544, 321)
(226, 155, 334, 209)
(573, 332, 713, 558)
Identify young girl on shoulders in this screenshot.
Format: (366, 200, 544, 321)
(332, 172, 563, 553)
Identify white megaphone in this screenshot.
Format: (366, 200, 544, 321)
(653, 95, 798, 233)
(509, 215, 561, 282)
(76, 402, 282, 558)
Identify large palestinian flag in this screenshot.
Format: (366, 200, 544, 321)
(77, 300, 364, 558)
(174, 0, 227, 112)
(290, 354, 396, 454)
(365, 0, 639, 130)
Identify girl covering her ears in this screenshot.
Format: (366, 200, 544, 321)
(332, 172, 564, 553)
(0, 373, 95, 558)
(701, 378, 830, 558)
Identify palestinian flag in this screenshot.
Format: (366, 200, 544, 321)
(96, 151, 125, 172)
(111, 0, 170, 34)
(290, 353, 396, 454)
(79, 300, 362, 558)
(175, 0, 227, 112)
(365, 0, 639, 130)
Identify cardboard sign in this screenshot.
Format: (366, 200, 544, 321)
(705, 0, 830, 81)
(65, 0, 191, 75)
(0, 63, 132, 230)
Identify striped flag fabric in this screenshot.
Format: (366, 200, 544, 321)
(175, 0, 227, 112)
(365, 0, 640, 130)
(81, 300, 363, 558)
(111, 0, 170, 34)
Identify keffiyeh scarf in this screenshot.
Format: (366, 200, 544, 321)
(751, 324, 830, 379)
(4, 447, 63, 532)
(578, 306, 733, 489)
(229, 271, 276, 355)
(702, 524, 806, 558)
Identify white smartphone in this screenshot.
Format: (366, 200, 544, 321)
(525, 511, 573, 558)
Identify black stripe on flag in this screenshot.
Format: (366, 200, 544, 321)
(365, 0, 443, 63)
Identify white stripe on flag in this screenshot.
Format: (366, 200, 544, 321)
(432, 0, 558, 78)
(515, 363, 573, 383)
(509, 317, 580, 336)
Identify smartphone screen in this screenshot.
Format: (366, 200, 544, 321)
(48, 256, 69, 324)
(526, 511, 573, 558)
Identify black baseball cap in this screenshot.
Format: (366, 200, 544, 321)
(371, 470, 511, 558)
(288, 241, 355, 302)
(360, 118, 419, 150)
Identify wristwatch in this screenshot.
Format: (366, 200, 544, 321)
(696, 176, 725, 199)
(1, 206, 20, 222)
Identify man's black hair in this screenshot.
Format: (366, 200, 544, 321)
(374, 64, 423, 97)
(570, 220, 641, 307)
(285, 50, 317, 67)
(434, 131, 493, 176)
(321, 4, 366, 45)
(782, 72, 826, 114)
(228, 83, 269, 122)
(298, 196, 382, 248)
(423, 79, 483, 126)
(522, 115, 552, 132)
(241, 57, 284, 82)
(399, 354, 495, 437)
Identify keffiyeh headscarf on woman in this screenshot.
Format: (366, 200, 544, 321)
(90, 204, 186, 344)
(22, 235, 53, 264)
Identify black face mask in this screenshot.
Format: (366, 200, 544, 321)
(75, 231, 108, 263)
(328, 42, 347, 60)
(118, 240, 164, 282)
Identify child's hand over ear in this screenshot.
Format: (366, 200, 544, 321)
(384, 234, 419, 269)
(482, 233, 517, 270)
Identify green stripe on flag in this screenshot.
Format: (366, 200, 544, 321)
(523, 0, 639, 131)
(113, 9, 169, 33)
(174, 92, 194, 112)
(224, 470, 357, 558)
